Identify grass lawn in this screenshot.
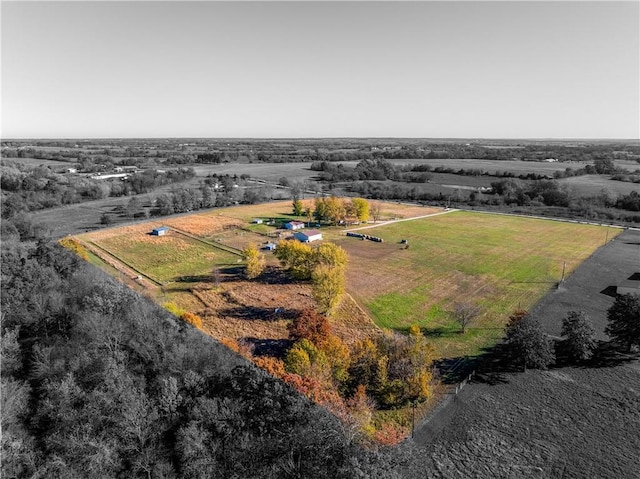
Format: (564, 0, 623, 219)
(89, 229, 241, 285)
(337, 211, 619, 358)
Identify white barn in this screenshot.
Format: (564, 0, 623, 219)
(294, 230, 322, 243)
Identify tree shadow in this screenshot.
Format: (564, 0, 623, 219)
(256, 266, 298, 285)
(175, 274, 217, 283)
(219, 305, 298, 322)
(243, 337, 293, 358)
(419, 326, 460, 338)
(599, 285, 619, 298)
(174, 266, 244, 284)
(584, 341, 640, 368)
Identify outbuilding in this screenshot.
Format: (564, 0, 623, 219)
(294, 230, 323, 243)
(152, 226, 170, 236)
(252, 218, 264, 224)
(284, 221, 305, 230)
(263, 242, 277, 251)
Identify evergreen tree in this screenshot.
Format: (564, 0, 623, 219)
(606, 294, 640, 352)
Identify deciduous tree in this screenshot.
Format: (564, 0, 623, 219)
(312, 264, 346, 315)
(450, 301, 481, 334)
(293, 198, 304, 216)
(243, 244, 265, 279)
(287, 308, 331, 346)
(351, 198, 370, 222)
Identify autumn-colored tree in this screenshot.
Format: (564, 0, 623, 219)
(313, 242, 348, 270)
(284, 341, 313, 376)
(349, 329, 434, 408)
(320, 334, 351, 386)
(287, 309, 332, 347)
(164, 301, 186, 317)
(292, 198, 304, 216)
(350, 198, 370, 222)
(274, 239, 314, 279)
(373, 422, 408, 446)
(312, 264, 346, 315)
(345, 384, 375, 439)
(348, 338, 381, 392)
(219, 337, 253, 358)
(304, 206, 313, 226)
(281, 373, 347, 418)
(284, 339, 332, 384)
(58, 237, 90, 261)
(314, 196, 346, 225)
(325, 196, 346, 225)
(253, 356, 287, 379)
(243, 244, 265, 279)
(180, 311, 203, 330)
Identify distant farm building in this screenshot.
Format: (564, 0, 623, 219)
(252, 218, 264, 224)
(617, 277, 640, 296)
(263, 242, 277, 251)
(294, 230, 323, 243)
(152, 226, 170, 236)
(285, 221, 305, 230)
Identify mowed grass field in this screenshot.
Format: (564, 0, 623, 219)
(76, 203, 619, 361)
(79, 223, 241, 286)
(337, 211, 619, 358)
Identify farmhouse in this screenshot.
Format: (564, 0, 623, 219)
(284, 221, 305, 230)
(152, 226, 170, 236)
(294, 230, 323, 243)
(617, 277, 640, 296)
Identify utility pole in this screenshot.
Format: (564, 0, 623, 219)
(561, 261, 566, 283)
(605, 229, 609, 246)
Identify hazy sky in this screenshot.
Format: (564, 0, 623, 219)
(1, 1, 638, 139)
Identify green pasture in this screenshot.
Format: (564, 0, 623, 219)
(339, 211, 619, 358)
(93, 233, 241, 286)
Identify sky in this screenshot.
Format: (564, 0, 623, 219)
(1, 1, 639, 139)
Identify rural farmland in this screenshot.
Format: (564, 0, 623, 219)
(76, 201, 619, 363)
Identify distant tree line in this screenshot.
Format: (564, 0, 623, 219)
(0, 161, 196, 219)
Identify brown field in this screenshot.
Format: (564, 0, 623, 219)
(162, 213, 244, 236)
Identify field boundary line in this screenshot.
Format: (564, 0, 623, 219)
(458, 208, 626, 230)
(81, 239, 164, 287)
(346, 208, 458, 232)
